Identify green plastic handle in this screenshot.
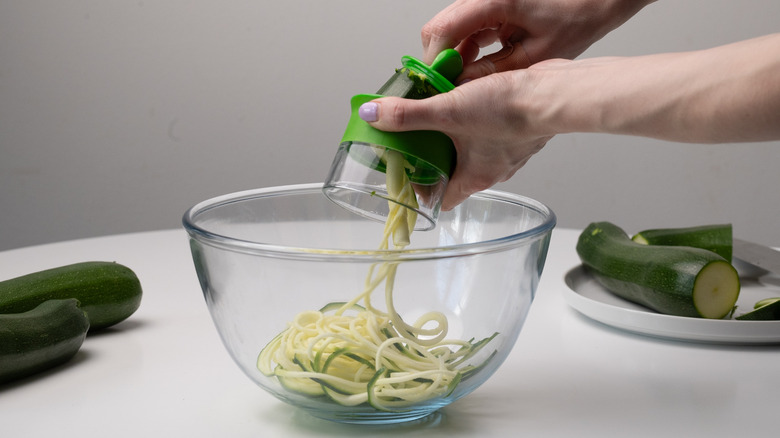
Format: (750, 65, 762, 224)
(339, 50, 463, 179)
(401, 48, 463, 93)
(341, 94, 455, 180)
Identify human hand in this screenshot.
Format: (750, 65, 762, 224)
(358, 67, 557, 210)
(365, 27, 780, 211)
(422, 0, 655, 80)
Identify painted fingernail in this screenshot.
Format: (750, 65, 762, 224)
(358, 102, 378, 122)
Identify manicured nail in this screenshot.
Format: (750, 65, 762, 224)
(359, 102, 378, 122)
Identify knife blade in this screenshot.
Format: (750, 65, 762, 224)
(733, 238, 780, 275)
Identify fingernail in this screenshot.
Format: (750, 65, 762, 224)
(358, 102, 378, 122)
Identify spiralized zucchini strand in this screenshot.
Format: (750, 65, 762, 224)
(257, 148, 496, 412)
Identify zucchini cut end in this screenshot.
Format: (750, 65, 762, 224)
(631, 234, 650, 245)
(692, 261, 740, 319)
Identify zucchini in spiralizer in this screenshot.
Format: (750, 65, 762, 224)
(0, 261, 142, 331)
(0, 299, 90, 384)
(577, 222, 740, 319)
(632, 224, 733, 262)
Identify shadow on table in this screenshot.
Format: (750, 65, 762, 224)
(85, 317, 148, 337)
(0, 349, 92, 392)
(256, 390, 519, 437)
(0, 317, 149, 391)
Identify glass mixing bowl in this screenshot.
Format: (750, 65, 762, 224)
(183, 183, 555, 424)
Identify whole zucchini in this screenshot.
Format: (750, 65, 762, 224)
(0, 299, 90, 384)
(577, 222, 740, 319)
(632, 224, 733, 262)
(0, 261, 142, 331)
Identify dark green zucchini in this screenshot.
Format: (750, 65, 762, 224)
(0, 261, 142, 331)
(0, 299, 90, 384)
(577, 222, 740, 319)
(736, 298, 780, 321)
(632, 224, 733, 262)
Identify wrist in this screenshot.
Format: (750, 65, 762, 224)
(515, 60, 597, 137)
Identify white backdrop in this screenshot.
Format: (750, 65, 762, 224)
(1, 0, 778, 251)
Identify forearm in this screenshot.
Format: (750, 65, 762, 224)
(536, 33, 780, 143)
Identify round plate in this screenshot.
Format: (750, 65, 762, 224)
(563, 264, 780, 344)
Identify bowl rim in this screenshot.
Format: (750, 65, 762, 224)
(182, 183, 556, 261)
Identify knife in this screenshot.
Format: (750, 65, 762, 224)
(733, 238, 780, 275)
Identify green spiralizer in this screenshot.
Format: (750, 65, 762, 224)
(323, 49, 462, 231)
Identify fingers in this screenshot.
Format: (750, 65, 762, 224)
(441, 164, 505, 211)
(358, 95, 453, 133)
(456, 29, 500, 65)
(356, 96, 473, 212)
(441, 148, 508, 211)
(441, 168, 491, 211)
(485, 42, 533, 70)
(440, 180, 471, 212)
(421, 0, 507, 64)
(460, 42, 532, 81)
(441, 138, 549, 211)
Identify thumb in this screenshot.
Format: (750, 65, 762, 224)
(358, 95, 453, 133)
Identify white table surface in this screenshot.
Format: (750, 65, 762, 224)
(1, 228, 778, 437)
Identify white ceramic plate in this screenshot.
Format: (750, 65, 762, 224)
(563, 264, 780, 344)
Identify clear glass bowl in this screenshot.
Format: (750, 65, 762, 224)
(182, 183, 555, 424)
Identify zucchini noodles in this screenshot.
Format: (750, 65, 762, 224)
(257, 149, 496, 412)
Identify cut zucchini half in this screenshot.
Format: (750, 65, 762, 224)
(577, 222, 740, 319)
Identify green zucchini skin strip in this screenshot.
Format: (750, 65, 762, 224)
(257, 303, 499, 411)
(577, 222, 740, 319)
(632, 224, 733, 262)
(736, 299, 780, 320)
